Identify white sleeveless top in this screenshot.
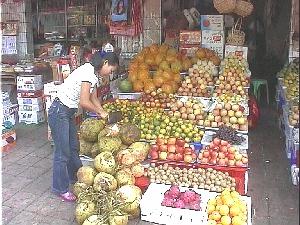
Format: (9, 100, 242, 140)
(56, 63, 99, 108)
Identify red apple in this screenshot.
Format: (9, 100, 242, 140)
(209, 158, 217, 164)
(167, 144, 176, 153)
(224, 157, 229, 164)
(203, 150, 210, 158)
(220, 140, 229, 146)
(167, 153, 176, 161)
(191, 152, 197, 159)
(168, 137, 177, 145)
(213, 146, 220, 152)
(184, 147, 193, 155)
(160, 144, 168, 152)
(228, 159, 235, 166)
(209, 142, 215, 149)
(184, 154, 193, 163)
(227, 153, 235, 160)
(210, 151, 218, 159)
(235, 160, 243, 167)
(150, 144, 159, 152)
(159, 151, 168, 160)
(175, 153, 184, 161)
(220, 146, 228, 153)
(218, 158, 226, 166)
(213, 137, 221, 146)
(150, 150, 159, 159)
(218, 152, 225, 159)
(201, 157, 209, 164)
(176, 146, 185, 154)
(175, 139, 185, 147)
(156, 138, 165, 146)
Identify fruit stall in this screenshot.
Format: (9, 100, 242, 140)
(276, 58, 299, 185)
(74, 43, 255, 225)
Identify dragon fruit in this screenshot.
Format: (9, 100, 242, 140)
(161, 198, 174, 207)
(193, 193, 201, 203)
(169, 185, 180, 198)
(188, 201, 201, 211)
(180, 190, 197, 204)
(173, 199, 185, 209)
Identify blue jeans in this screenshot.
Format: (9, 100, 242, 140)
(48, 99, 82, 194)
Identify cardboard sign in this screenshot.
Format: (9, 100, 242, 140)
(201, 30, 225, 45)
(200, 15, 224, 31)
(1, 36, 17, 55)
(225, 45, 248, 59)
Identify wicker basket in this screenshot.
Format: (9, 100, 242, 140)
(226, 18, 245, 46)
(234, 0, 254, 17)
(213, 0, 236, 14)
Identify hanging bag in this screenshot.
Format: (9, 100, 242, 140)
(226, 17, 245, 46)
(234, 0, 254, 17)
(213, 0, 237, 14)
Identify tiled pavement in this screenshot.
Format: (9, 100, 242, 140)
(1, 106, 299, 225)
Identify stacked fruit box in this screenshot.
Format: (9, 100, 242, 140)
(1, 92, 18, 152)
(17, 75, 45, 124)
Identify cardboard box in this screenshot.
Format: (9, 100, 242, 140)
(17, 97, 43, 106)
(17, 75, 43, 91)
(225, 45, 249, 59)
(201, 30, 225, 45)
(18, 110, 45, 124)
(200, 15, 224, 31)
(44, 81, 59, 96)
(1, 130, 16, 152)
(202, 44, 224, 59)
(179, 30, 202, 45)
(179, 44, 199, 57)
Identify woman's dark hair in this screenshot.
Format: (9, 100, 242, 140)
(90, 52, 119, 71)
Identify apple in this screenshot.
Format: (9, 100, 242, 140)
(215, 115, 222, 123)
(234, 153, 242, 161)
(184, 147, 193, 155)
(227, 153, 235, 160)
(242, 157, 248, 164)
(218, 152, 225, 159)
(207, 114, 215, 122)
(156, 138, 165, 146)
(209, 142, 215, 148)
(159, 152, 168, 160)
(235, 111, 243, 118)
(229, 116, 238, 124)
(175, 153, 184, 161)
(160, 144, 168, 152)
(237, 117, 246, 125)
(218, 158, 226, 166)
(211, 121, 218, 128)
(201, 158, 209, 164)
(175, 139, 185, 147)
(167, 144, 176, 153)
(210, 151, 218, 159)
(220, 140, 228, 146)
(150, 150, 159, 159)
(203, 150, 210, 158)
(191, 152, 197, 159)
(167, 153, 176, 161)
(219, 146, 228, 153)
(168, 137, 177, 145)
(213, 146, 220, 152)
(184, 154, 193, 163)
(228, 159, 235, 166)
(220, 109, 228, 116)
(176, 146, 185, 154)
(235, 160, 243, 167)
(209, 159, 217, 164)
(213, 138, 221, 146)
(228, 110, 235, 117)
(228, 147, 236, 154)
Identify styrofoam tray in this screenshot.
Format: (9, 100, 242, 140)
(141, 183, 252, 225)
(201, 130, 248, 149)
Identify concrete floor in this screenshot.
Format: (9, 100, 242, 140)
(1, 105, 299, 225)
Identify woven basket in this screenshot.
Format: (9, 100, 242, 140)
(226, 18, 245, 46)
(213, 0, 237, 14)
(234, 0, 254, 17)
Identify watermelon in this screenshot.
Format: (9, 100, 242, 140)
(119, 79, 133, 92)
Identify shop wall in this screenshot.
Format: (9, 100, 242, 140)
(1, 0, 34, 59)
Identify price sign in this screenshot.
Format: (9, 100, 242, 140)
(1, 36, 17, 55)
(1, 21, 18, 35)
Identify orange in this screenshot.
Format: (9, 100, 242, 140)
(208, 198, 217, 206)
(223, 196, 235, 207)
(207, 220, 217, 225)
(216, 196, 223, 205)
(220, 215, 231, 225)
(219, 205, 230, 216)
(230, 204, 241, 217)
(230, 191, 240, 199)
(232, 215, 246, 225)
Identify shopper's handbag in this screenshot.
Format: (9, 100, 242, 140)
(226, 18, 245, 46)
(234, 0, 254, 17)
(213, 0, 236, 14)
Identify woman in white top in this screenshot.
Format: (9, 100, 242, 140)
(48, 51, 119, 202)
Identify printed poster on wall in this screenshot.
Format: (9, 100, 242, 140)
(111, 0, 128, 22)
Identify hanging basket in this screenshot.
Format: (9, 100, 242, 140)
(226, 18, 245, 46)
(234, 0, 254, 17)
(213, 0, 237, 14)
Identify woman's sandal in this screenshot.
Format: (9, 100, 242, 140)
(59, 191, 76, 202)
